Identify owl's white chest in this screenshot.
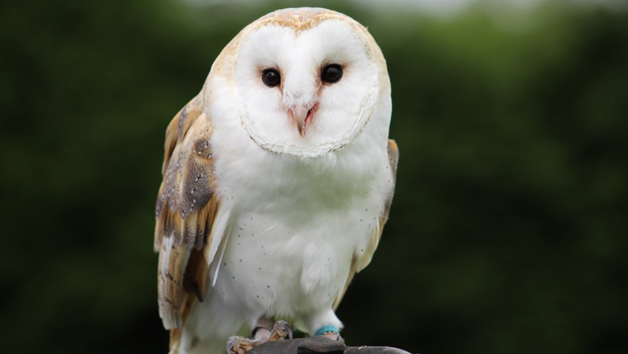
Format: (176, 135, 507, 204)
(218, 200, 376, 313)
(210, 149, 387, 329)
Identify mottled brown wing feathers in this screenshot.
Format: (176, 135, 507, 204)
(161, 95, 205, 176)
(333, 139, 399, 310)
(154, 94, 219, 332)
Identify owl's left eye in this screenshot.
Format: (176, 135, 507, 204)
(262, 69, 281, 87)
(321, 64, 343, 84)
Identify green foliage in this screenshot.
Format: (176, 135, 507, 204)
(0, 1, 626, 354)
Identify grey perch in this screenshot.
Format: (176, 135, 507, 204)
(247, 336, 412, 354)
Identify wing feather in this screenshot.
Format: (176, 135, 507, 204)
(333, 139, 399, 310)
(154, 93, 224, 336)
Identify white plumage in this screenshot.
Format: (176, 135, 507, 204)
(154, 8, 398, 354)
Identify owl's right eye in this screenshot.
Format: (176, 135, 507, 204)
(262, 69, 281, 87)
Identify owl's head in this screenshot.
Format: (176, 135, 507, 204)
(208, 8, 391, 158)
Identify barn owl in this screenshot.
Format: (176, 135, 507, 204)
(154, 8, 398, 354)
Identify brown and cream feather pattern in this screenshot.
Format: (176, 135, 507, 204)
(155, 92, 218, 331)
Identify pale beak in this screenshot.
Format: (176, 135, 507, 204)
(289, 104, 318, 137)
(293, 105, 308, 137)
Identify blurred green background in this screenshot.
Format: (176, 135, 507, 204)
(1, 0, 627, 353)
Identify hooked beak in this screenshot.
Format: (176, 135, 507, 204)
(288, 103, 319, 137)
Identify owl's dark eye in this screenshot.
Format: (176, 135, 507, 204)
(321, 64, 343, 84)
(262, 69, 281, 87)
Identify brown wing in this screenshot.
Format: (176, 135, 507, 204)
(154, 93, 220, 339)
(333, 140, 399, 310)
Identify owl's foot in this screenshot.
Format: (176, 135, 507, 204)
(226, 320, 292, 354)
(315, 325, 342, 341)
(268, 320, 293, 341)
(226, 337, 257, 354)
(320, 331, 342, 341)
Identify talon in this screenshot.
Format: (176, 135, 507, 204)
(321, 331, 342, 341)
(270, 320, 293, 341)
(226, 337, 235, 354)
(226, 336, 254, 354)
(226, 320, 292, 354)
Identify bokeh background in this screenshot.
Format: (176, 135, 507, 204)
(1, 0, 627, 353)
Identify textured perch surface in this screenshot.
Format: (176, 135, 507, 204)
(247, 336, 412, 354)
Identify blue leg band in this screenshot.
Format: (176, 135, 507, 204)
(315, 325, 340, 336)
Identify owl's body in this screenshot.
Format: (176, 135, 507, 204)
(178, 117, 394, 353)
(154, 8, 397, 354)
